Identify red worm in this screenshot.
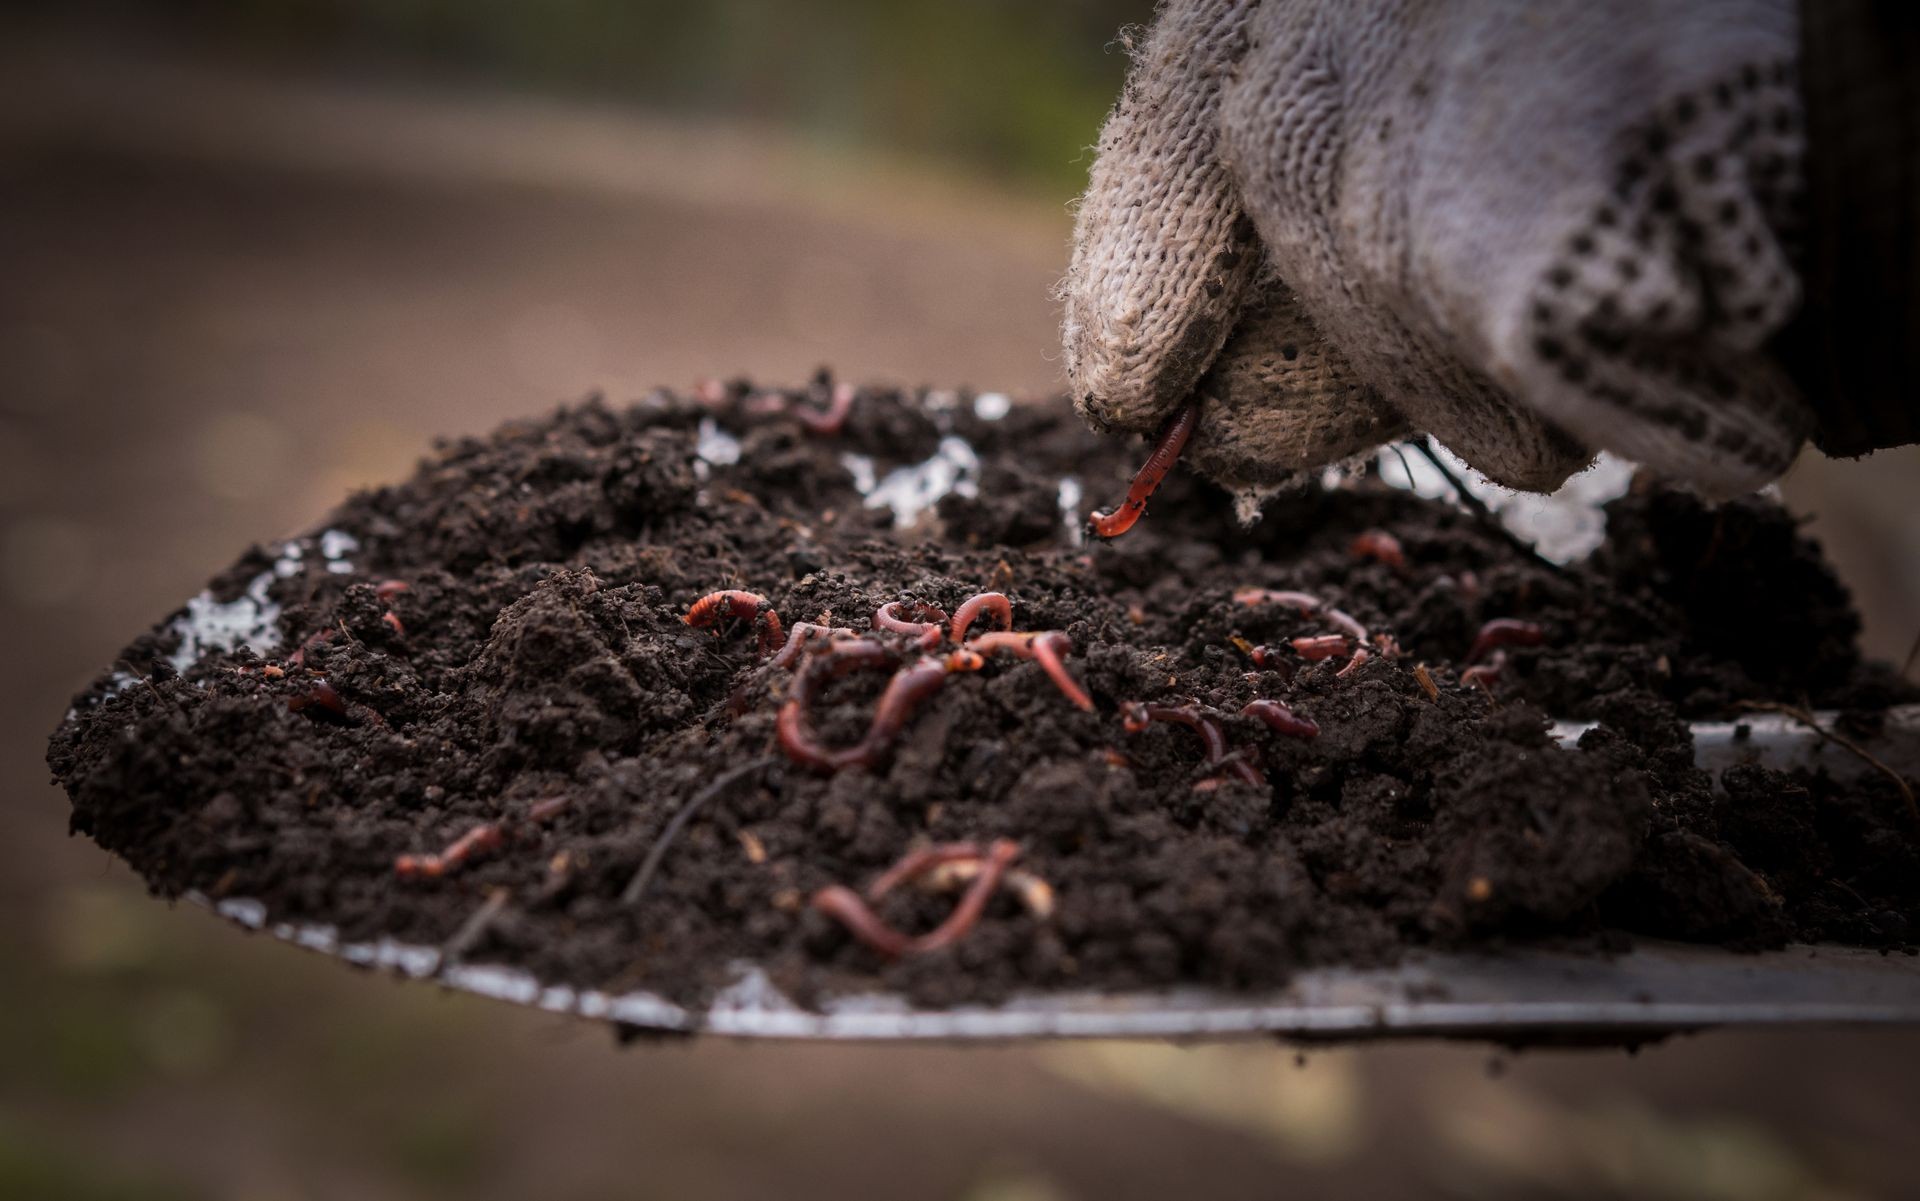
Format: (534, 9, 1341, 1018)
(767, 621, 858, 670)
(778, 645, 980, 772)
(1335, 647, 1372, 678)
(1350, 530, 1407, 571)
(776, 640, 899, 771)
(1089, 403, 1199, 539)
(374, 579, 410, 601)
(874, 601, 949, 650)
(1241, 699, 1319, 740)
(1240, 588, 1372, 664)
(1121, 702, 1264, 786)
(1467, 618, 1545, 665)
(795, 382, 857, 435)
(968, 630, 1095, 712)
(381, 611, 405, 636)
(1322, 608, 1370, 645)
(1461, 651, 1507, 693)
(949, 592, 1012, 644)
(1247, 645, 1295, 679)
(395, 823, 505, 880)
(1291, 634, 1350, 661)
(1233, 588, 1322, 614)
(813, 840, 1020, 959)
(867, 842, 992, 901)
(810, 886, 911, 958)
(288, 678, 348, 719)
(686, 590, 784, 657)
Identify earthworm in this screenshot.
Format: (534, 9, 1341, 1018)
(921, 858, 1057, 920)
(1291, 634, 1350, 662)
(287, 678, 348, 719)
(867, 842, 995, 901)
(1335, 648, 1372, 677)
(1349, 530, 1407, 571)
(374, 579, 410, 601)
(395, 823, 505, 880)
(396, 795, 573, 881)
(1236, 583, 1374, 648)
(873, 601, 949, 649)
(767, 621, 858, 670)
(1466, 618, 1545, 665)
(381, 611, 405, 636)
(686, 589, 784, 657)
(949, 592, 1012, 644)
(1089, 403, 1199, 539)
(810, 886, 910, 958)
(1240, 699, 1319, 740)
(776, 639, 900, 771)
(795, 382, 857, 435)
(1233, 588, 1322, 614)
(1246, 645, 1295, 679)
(811, 839, 1021, 959)
(968, 630, 1095, 712)
(777, 644, 980, 771)
(1461, 651, 1506, 693)
(1121, 701, 1264, 787)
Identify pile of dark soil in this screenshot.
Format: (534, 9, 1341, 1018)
(47, 379, 1920, 1009)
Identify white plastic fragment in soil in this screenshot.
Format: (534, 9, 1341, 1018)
(1376, 438, 1634, 564)
(148, 527, 362, 680)
(844, 435, 981, 528)
(972, 392, 1012, 421)
(1057, 477, 1085, 546)
(694, 417, 742, 468)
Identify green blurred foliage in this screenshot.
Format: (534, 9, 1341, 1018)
(40, 0, 1159, 194)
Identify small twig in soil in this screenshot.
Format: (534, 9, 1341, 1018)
(437, 886, 510, 972)
(621, 755, 780, 906)
(949, 592, 1013, 644)
(685, 590, 784, 658)
(1732, 701, 1918, 827)
(1089, 403, 1199, 540)
(1412, 663, 1440, 702)
(1409, 440, 1564, 573)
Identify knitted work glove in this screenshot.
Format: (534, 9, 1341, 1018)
(1062, 0, 1814, 497)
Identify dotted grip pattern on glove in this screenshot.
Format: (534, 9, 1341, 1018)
(1064, 0, 1822, 498)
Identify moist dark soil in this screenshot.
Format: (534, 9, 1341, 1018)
(47, 378, 1920, 1011)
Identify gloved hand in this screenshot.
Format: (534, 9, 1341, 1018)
(1061, 0, 1814, 499)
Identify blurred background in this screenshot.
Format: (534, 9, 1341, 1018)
(4, 4, 1919, 1199)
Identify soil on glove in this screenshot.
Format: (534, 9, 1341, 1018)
(47, 379, 1920, 1011)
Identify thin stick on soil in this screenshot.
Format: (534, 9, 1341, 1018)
(1732, 701, 1918, 827)
(1409, 440, 1563, 573)
(621, 755, 780, 906)
(437, 886, 511, 972)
